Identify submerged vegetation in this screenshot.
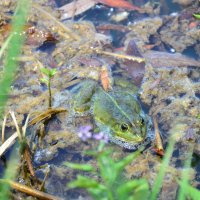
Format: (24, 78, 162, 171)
(65, 145, 150, 200)
(0, 0, 200, 199)
(64, 138, 200, 200)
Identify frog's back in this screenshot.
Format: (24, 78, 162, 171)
(92, 88, 142, 124)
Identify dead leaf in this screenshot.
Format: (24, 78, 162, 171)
(59, 0, 96, 20)
(29, 108, 67, 126)
(95, 0, 141, 11)
(153, 116, 164, 156)
(121, 40, 145, 87)
(100, 65, 113, 91)
(144, 50, 200, 68)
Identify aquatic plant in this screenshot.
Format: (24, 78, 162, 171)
(150, 136, 176, 200)
(177, 149, 193, 200)
(0, 151, 19, 199)
(64, 144, 150, 200)
(65, 125, 200, 200)
(193, 13, 200, 19)
(40, 67, 57, 108)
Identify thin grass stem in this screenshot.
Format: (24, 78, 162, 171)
(9, 111, 22, 141)
(1, 113, 8, 144)
(150, 136, 176, 200)
(22, 113, 30, 138)
(177, 146, 193, 200)
(0, 0, 31, 117)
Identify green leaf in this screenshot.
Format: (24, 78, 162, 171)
(117, 179, 150, 200)
(193, 13, 200, 19)
(97, 150, 118, 184)
(40, 67, 50, 76)
(68, 175, 103, 189)
(0, 0, 30, 117)
(0, 149, 19, 200)
(40, 78, 48, 84)
(177, 150, 193, 200)
(150, 138, 176, 200)
(178, 182, 200, 200)
(68, 175, 108, 200)
(49, 68, 57, 77)
(115, 150, 140, 174)
(64, 162, 95, 171)
(197, 113, 200, 119)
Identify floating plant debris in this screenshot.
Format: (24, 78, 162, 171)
(1, 0, 200, 199)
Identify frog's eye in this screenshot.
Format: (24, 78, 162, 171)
(120, 123, 129, 132)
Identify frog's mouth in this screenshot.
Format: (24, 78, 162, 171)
(109, 135, 147, 150)
(115, 133, 145, 143)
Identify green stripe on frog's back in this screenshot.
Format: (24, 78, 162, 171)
(92, 87, 139, 129)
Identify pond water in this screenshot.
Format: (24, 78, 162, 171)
(1, 0, 200, 199)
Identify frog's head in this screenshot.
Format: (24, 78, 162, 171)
(112, 116, 147, 144)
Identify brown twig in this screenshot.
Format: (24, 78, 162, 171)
(32, 3, 80, 41)
(0, 179, 62, 200)
(95, 49, 145, 63)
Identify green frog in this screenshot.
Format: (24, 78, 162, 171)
(71, 78, 153, 149)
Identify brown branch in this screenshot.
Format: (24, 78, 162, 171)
(0, 179, 62, 200)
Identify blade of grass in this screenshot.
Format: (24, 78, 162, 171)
(0, 132, 18, 157)
(0, 148, 19, 199)
(178, 182, 200, 200)
(9, 111, 22, 141)
(150, 136, 176, 200)
(1, 113, 8, 143)
(0, 0, 31, 198)
(0, 0, 31, 117)
(177, 145, 193, 200)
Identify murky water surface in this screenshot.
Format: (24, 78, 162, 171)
(1, 0, 200, 199)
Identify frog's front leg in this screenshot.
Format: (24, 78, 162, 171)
(72, 80, 97, 114)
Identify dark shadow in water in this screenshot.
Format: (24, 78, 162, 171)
(36, 41, 57, 53)
(183, 46, 199, 60)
